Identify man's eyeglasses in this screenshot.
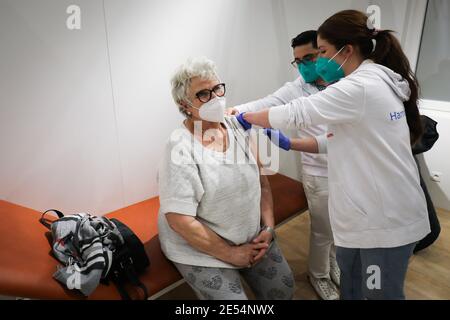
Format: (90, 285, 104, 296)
(290, 53, 317, 68)
(195, 83, 226, 103)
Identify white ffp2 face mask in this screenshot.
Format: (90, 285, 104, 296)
(192, 96, 226, 123)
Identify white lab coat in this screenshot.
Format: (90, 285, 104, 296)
(268, 60, 430, 248)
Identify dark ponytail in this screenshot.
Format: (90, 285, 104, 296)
(371, 30, 422, 144)
(318, 10, 423, 145)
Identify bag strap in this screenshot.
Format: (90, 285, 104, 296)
(125, 265, 149, 300)
(113, 276, 132, 300)
(111, 261, 149, 300)
(39, 209, 64, 230)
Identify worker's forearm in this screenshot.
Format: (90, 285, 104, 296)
(243, 109, 271, 128)
(290, 137, 319, 153)
(168, 215, 234, 263)
(259, 175, 275, 228)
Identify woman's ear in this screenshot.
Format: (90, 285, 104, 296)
(179, 100, 192, 117)
(179, 100, 189, 111)
(344, 44, 355, 58)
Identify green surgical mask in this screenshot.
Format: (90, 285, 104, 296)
(315, 46, 348, 83)
(298, 60, 319, 83)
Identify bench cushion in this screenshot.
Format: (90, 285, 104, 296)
(0, 173, 306, 299)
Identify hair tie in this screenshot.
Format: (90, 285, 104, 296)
(370, 28, 379, 53)
(372, 28, 380, 38)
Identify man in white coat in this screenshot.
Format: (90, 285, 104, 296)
(227, 30, 339, 300)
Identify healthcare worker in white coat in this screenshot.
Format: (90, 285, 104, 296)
(237, 10, 430, 300)
(228, 30, 340, 300)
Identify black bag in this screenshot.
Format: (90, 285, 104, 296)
(412, 115, 439, 155)
(105, 218, 150, 300)
(40, 210, 150, 300)
(411, 115, 441, 253)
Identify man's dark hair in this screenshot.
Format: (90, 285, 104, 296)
(291, 30, 318, 48)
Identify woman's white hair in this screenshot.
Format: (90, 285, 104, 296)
(170, 56, 219, 117)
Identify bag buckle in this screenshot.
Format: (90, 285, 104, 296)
(119, 256, 133, 269)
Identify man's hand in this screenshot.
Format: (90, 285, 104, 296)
(225, 107, 239, 116)
(228, 242, 269, 268)
(251, 229, 274, 264)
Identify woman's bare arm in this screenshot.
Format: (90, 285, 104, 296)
(290, 137, 319, 153)
(166, 213, 268, 267)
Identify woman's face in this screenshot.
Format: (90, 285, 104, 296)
(316, 35, 347, 65)
(184, 77, 220, 120)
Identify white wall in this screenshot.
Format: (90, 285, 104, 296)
(0, 0, 426, 215)
(0, 0, 125, 214)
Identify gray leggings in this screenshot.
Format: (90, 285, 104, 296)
(174, 241, 295, 300)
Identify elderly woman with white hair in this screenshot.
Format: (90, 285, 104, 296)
(157, 57, 295, 300)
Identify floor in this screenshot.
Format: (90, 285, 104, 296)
(158, 208, 450, 300)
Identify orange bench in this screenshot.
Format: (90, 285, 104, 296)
(0, 173, 307, 299)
